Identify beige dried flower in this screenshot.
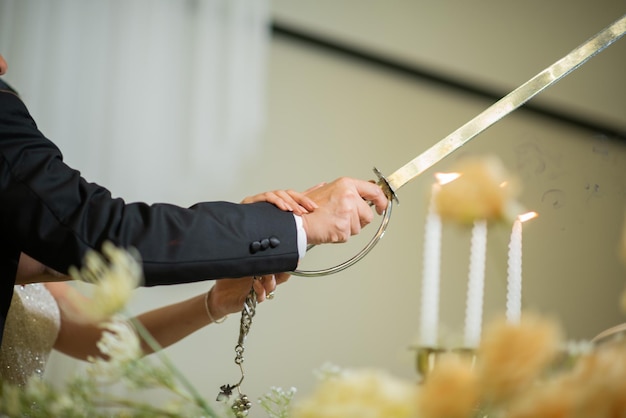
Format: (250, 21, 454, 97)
(477, 313, 562, 404)
(567, 341, 626, 417)
(435, 155, 521, 224)
(506, 376, 578, 418)
(417, 354, 480, 418)
(291, 368, 419, 418)
(509, 340, 626, 418)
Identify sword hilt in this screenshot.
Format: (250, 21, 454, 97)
(373, 166, 400, 205)
(291, 167, 395, 277)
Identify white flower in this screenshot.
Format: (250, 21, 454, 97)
(65, 242, 142, 323)
(291, 368, 419, 418)
(563, 339, 594, 357)
(258, 386, 298, 418)
(49, 393, 75, 415)
(87, 315, 142, 382)
(312, 363, 343, 381)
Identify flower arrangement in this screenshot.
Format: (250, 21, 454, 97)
(2, 172, 625, 417)
(3, 304, 625, 417)
(289, 315, 626, 418)
(0, 243, 220, 417)
(0, 315, 216, 417)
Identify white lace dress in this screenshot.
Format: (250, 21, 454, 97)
(0, 284, 60, 386)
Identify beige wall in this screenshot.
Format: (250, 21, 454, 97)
(271, 0, 626, 131)
(217, 25, 626, 400)
(42, 2, 626, 411)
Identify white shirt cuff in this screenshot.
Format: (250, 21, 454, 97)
(293, 214, 307, 260)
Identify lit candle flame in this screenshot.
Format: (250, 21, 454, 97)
(518, 211, 538, 223)
(434, 172, 461, 185)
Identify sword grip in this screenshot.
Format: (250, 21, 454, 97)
(291, 168, 395, 277)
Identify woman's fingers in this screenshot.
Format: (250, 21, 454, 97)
(253, 274, 276, 302)
(241, 190, 318, 215)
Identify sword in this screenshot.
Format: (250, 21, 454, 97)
(293, 14, 626, 277)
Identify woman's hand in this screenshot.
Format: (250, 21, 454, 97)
(241, 189, 318, 215)
(218, 188, 313, 319)
(207, 273, 291, 319)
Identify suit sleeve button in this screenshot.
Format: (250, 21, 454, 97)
(250, 241, 261, 253)
(260, 238, 270, 250)
(269, 236, 280, 248)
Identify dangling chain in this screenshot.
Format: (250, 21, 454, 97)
(217, 278, 258, 417)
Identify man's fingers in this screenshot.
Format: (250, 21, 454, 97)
(354, 180, 388, 215)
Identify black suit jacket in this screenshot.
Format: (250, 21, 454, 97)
(0, 78, 299, 342)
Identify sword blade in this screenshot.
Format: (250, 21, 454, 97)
(383, 14, 626, 196)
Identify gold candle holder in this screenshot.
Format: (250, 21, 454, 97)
(411, 346, 477, 381)
(413, 347, 444, 379)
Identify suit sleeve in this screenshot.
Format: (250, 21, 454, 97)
(0, 88, 299, 286)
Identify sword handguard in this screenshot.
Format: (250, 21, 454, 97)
(374, 167, 399, 205)
(291, 167, 394, 277)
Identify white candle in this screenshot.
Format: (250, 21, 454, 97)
(464, 219, 488, 348)
(506, 212, 537, 323)
(419, 183, 442, 347)
(506, 219, 523, 323)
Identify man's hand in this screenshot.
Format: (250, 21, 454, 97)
(301, 177, 388, 245)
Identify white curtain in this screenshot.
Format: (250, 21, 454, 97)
(0, 0, 269, 204)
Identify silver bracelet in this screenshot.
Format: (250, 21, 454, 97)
(205, 287, 227, 324)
